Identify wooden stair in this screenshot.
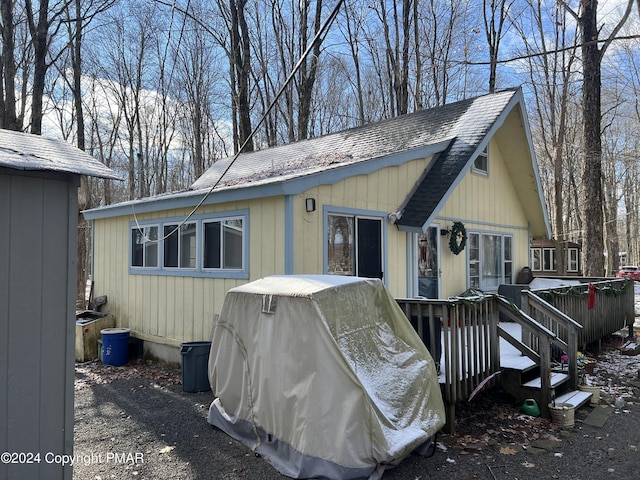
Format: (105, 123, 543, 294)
(496, 292, 587, 420)
(498, 321, 592, 416)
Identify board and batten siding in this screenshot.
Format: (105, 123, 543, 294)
(1, 171, 76, 480)
(436, 140, 531, 297)
(91, 197, 286, 347)
(292, 157, 431, 297)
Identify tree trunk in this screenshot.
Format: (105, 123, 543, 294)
(484, 0, 510, 94)
(26, 0, 50, 135)
(297, 0, 323, 140)
(71, 0, 90, 307)
(230, 0, 253, 152)
(1, 0, 20, 130)
(580, 0, 605, 276)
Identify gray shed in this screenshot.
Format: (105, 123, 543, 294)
(0, 129, 119, 480)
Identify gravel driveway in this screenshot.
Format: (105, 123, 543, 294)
(73, 336, 640, 480)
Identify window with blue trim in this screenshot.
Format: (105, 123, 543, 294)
(131, 225, 159, 267)
(163, 222, 197, 269)
(129, 213, 246, 276)
(203, 218, 244, 270)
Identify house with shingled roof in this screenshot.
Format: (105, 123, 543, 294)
(84, 87, 551, 363)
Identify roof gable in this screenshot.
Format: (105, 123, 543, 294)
(394, 88, 523, 231)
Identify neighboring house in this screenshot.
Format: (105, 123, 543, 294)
(530, 239, 582, 277)
(84, 87, 551, 363)
(0, 129, 119, 480)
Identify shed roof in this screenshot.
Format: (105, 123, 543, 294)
(0, 128, 121, 180)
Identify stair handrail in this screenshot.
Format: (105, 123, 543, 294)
(496, 295, 556, 360)
(520, 290, 583, 390)
(495, 294, 560, 413)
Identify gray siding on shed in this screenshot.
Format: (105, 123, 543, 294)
(1, 169, 77, 480)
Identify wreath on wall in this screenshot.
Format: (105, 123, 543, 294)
(449, 221, 467, 255)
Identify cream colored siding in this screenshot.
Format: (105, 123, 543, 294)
(437, 141, 530, 297)
(93, 135, 537, 345)
(292, 158, 430, 297)
(92, 197, 285, 346)
(250, 197, 285, 276)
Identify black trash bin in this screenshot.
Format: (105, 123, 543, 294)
(180, 341, 212, 393)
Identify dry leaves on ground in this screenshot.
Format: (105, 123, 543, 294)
(75, 359, 182, 391)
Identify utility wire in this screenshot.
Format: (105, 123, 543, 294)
(133, 0, 344, 242)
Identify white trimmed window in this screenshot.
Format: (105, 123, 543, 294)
(530, 247, 542, 271)
(567, 248, 579, 272)
(468, 232, 513, 291)
(472, 148, 488, 175)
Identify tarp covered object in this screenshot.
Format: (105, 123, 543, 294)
(207, 275, 445, 480)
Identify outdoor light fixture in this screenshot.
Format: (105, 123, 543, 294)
(305, 198, 316, 212)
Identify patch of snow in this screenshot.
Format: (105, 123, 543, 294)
(529, 278, 582, 290)
(587, 340, 640, 401)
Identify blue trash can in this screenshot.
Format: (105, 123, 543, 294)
(180, 341, 212, 393)
(101, 328, 131, 366)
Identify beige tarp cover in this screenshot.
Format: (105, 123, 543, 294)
(208, 275, 445, 479)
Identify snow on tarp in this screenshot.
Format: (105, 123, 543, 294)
(207, 275, 445, 480)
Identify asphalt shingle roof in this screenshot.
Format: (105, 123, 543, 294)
(396, 89, 518, 230)
(192, 90, 514, 192)
(191, 89, 519, 230)
(0, 128, 121, 180)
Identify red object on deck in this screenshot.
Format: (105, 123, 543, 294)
(588, 283, 595, 310)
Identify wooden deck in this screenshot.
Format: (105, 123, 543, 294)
(396, 277, 635, 433)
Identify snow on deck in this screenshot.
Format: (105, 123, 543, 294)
(435, 321, 533, 384)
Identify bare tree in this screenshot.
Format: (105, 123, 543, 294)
(338, 0, 366, 124)
(418, 0, 476, 107)
(483, 0, 514, 93)
(211, 0, 254, 153)
(0, 0, 21, 130)
(515, 0, 579, 275)
(174, 3, 226, 179)
(296, 0, 324, 139)
(562, 0, 634, 276)
(95, 3, 156, 199)
(372, 0, 413, 116)
(24, 0, 75, 134)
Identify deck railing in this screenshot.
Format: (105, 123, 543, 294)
(527, 278, 635, 349)
(396, 295, 501, 429)
(396, 280, 633, 430)
(497, 294, 582, 414)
